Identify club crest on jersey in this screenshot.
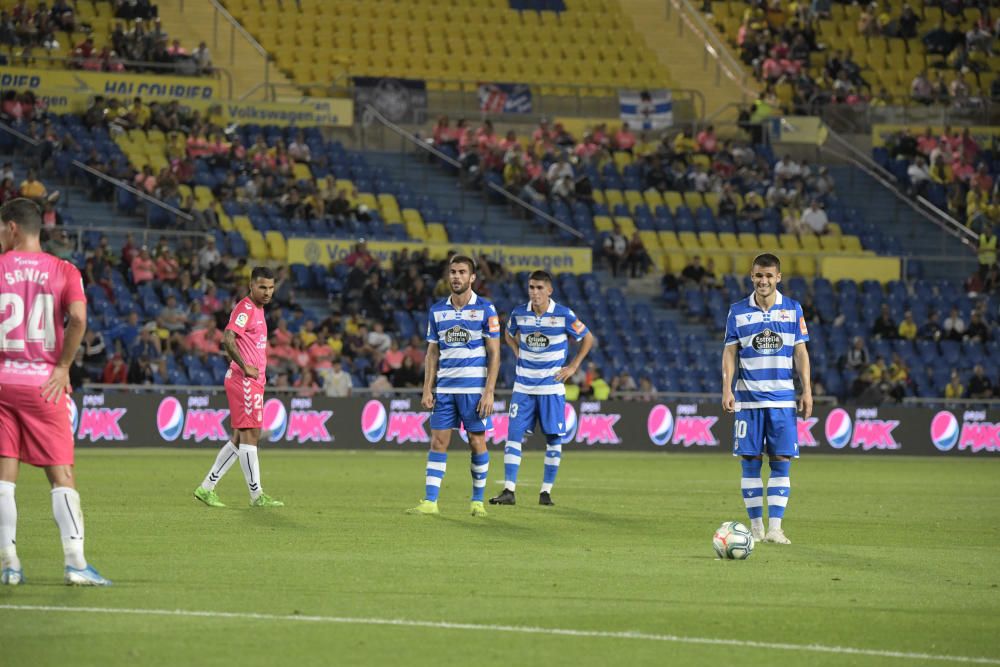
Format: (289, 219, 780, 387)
(444, 325, 471, 345)
(235, 312, 248, 327)
(525, 332, 550, 349)
(751, 328, 783, 354)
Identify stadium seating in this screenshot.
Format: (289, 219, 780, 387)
(221, 0, 669, 96)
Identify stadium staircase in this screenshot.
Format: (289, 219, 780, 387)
(618, 0, 749, 114)
(826, 166, 974, 281)
(363, 151, 554, 248)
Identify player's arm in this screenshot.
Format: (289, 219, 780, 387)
(478, 335, 501, 418)
(555, 331, 594, 382)
(794, 342, 813, 419)
(504, 330, 520, 358)
(421, 342, 439, 409)
(222, 329, 258, 379)
(721, 344, 738, 413)
(41, 300, 87, 402)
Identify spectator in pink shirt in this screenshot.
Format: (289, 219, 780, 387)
(614, 123, 636, 152)
(916, 127, 937, 156)
(294, 368, 320, 398)
(131, 247, 155, 284)
(200, 284, 221, 315)
(696, 125, 719, 154)
(381, 339, 405, 374)
(532, 118, 553, 144)
(185, 319, 223, 355)
(155, 248, 180, 284)
(134, 165, 157, 193)
(951, 156, 974, 183)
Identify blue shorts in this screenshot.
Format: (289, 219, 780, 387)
(508, 392, 566, 442)
(733, 407, 799, 458)
(430, 392, 492, 432)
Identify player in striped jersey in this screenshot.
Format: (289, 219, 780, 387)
(407, 256, 501, 517)
(722, 254, 812, 545)
(490, 270, 594, 507)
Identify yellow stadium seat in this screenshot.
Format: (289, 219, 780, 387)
(841, 235, 863, 253)
(232, 215, 254, 233)
(265, 231, 287, 262)
(736, 232, 759, 252)
(718, 232, 740, 250)
(779, 234, 802, 251)
(664, 251, 688, 273)
(677, 231, 700, 250)
(594, 215, 614, 232)
(624, 190, 644, 212)
(218, 214, 234, 232)
(604, 190, 624, 209)
(662, 191, 684, 213)
(698, 232, 720, 250)
(705, 253, 731, 275)
(758, 233, 780, 252)
(638, 230, 661, 253)
(614, 216, 636, 235)
(798, 234, 821, 252)
(791, 254, 817, 277)
(426, 223, 449, 243)
(703, 192, 721, 215)
(643, 188, 664, 209)
(819, 235, 842, 252)
(683, 192, 704, 211)
(658, 230, 681, 249)
(292, 163, 313, 181)
(827, 222, 842, 236)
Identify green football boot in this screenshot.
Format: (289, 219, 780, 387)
(470, 501, 488, 517)
(250, 493, 285, 507)
(194, 487, 225, 508)
(406, 500, 440, 515)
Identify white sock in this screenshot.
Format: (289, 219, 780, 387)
(0, 481, 19, 571)
(51, 487, 86, 570)
(750, 518, 764, 534)
(201, 442, 239, 491)
(540, 482, 553, 494)
(238, 444, 262, 500)
(769, 517, 782, 532)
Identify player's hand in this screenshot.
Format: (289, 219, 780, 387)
(798, 391, 813, 420)
(721, 391, 737, 413)
(41, 365, 71, 403)
(421, 390, 435, 410)
(477, 390, 495, 418)
(554, 364, 577, 383)
(243, 366, 260, 379)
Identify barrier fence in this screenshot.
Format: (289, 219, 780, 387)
(70, 391, 999, 457)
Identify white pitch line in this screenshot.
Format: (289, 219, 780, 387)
(1, 604, 998, 665)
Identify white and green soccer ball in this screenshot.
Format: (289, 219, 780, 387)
(713, 521, 754, 560)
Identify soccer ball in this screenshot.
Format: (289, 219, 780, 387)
(713, 521, 754, 560)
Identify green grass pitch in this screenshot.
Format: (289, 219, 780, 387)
(1, 449, 999, 666)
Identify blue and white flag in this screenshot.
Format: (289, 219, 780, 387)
(478, 82, 533, 114)
(619, 89, 673, 130)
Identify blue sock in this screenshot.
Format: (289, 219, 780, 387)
(540, 436, 562, 493)
(741, 458, 764, 522)
(424, 451, 447, 502)
(470, 452, 489, 502)
(767, 460, 791, 522)
(503, 440, 522, 491)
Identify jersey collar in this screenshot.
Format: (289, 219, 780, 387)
(526, 299, 557, 315)
(747, 290, 783, 310)
(447, 291, 478, 309)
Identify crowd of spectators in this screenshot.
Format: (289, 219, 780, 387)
(718, 0, 999, 113)
(0, 1, 210, 75)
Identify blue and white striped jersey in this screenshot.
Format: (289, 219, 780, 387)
(426, 292, 500, 394)
(724, 291, 808, 409)
(507, 299, 589, 396)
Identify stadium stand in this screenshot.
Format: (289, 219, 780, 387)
(708, 1, 1000, 110)
(220, 0, 669, 96)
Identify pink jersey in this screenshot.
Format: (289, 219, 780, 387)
(0, 251, 86, 387)
(225, 296, 267, 383)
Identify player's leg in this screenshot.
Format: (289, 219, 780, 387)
(763, 408, 796, 544)
(239, 426, 283, 507)
(491, 392, 533, 505)
(538, 395, 567, 505)
(733, 408, 766, 541)
(408, 394, 457, 514)
(0, 453, 21, 585)
(194, 431, 239, 508)
(461, 395, 492, 517)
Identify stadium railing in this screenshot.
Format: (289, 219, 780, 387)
(818, 101, 1000, 134)
(61, 223, 210, 253)
(181, 0, 271, 101)
(0, 120, 197, 230)
(664, 0, 757, 104)
(359, 103, 586, 244)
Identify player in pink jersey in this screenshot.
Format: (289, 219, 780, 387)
(193, 267, 283, 508)
(0, 198, 110, 586)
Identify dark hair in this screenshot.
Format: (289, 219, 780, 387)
(529, 270, 553, 284)
(0, 198, 42, 235)
(449, 255, 476, 273)
(751, 253, 781, 272)
(251, 266, 275, 281)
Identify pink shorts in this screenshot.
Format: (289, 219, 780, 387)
(225, 370, 264, 430)
(0, 387, 75, 467)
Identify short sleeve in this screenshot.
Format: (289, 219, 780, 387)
(795, 302, 809, 344)
(506, 310, 519, 337)
(425, 312, 437, 344)
(564, 308, 589, 341)
(724, 307, 740, 346)
(484, 302, 500, 339)
(226, 300, 253, 337)
(61, 262, 86, 307)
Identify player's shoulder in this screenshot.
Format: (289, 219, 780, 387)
(509, 301, 529, 316)
(429, 297, 449, 312)
(728, 294, 753, 314)
(475, 294, 497, 310)
(779, 292, 802, 310)
(553, 301, 577, 316)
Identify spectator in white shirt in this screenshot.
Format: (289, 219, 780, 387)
(546, 156, 574, 200)
(774, 154, 802, 181)
(800, 200, 829, 235)
(907, 156, 932, 194)
(288, 132, 311, 163)
(366, 321, 392, 354)
(318, 361, 353, 397)
(196, 237, 221, 274)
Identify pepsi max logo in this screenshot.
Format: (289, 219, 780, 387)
(67, 396, 79, 434)
(647, 404, 674, 446)
(824, 408, 852, 449)
(263, 399, 288, 441)
(563, 402, 578, 442)
(361, 400, 388, 443)
(929, 411, 960, 452)
(751, 329, 782, 354)
(157, 397, 184, 442)
(525, 332, 550, 350)
(444, 326, 471, 345)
